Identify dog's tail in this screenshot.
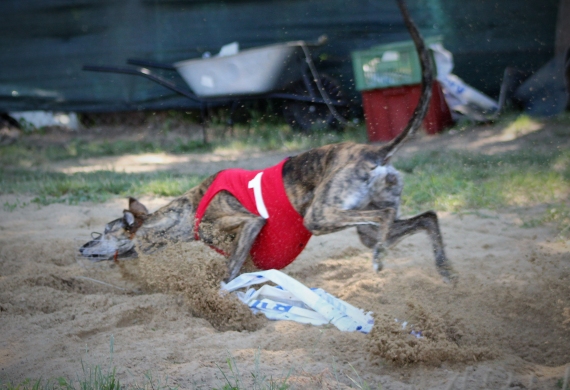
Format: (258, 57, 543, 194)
(381, 0, 434, 164)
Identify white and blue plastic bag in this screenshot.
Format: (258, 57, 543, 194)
(429, 43, 499, 118)
(221, 269, 374, 334)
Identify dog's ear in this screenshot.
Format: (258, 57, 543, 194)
(123, 210, 136, 228)
(128, 197, 149, 218)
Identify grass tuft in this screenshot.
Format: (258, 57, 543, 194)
(0, 337, 177, 390)
(213, 350, 290, 390)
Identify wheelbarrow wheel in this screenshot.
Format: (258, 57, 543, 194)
(282, 75, 348, 133)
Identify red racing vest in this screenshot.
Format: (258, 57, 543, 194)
(194, 159, 312, 270)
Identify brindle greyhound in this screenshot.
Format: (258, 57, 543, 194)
(80, 0, 456, 283)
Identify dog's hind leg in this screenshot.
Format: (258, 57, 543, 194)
(357, 211, 456, 282)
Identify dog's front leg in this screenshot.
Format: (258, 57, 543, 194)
(225, 216, 266, 282)
(304, 206, 397, 272)
(350, 222, 393, 272)
(304, 207, 396, 235)
(368, 209, 396, 272)
(372, 246, 386, 271)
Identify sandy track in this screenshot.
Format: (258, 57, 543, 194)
(1, 194, 569, 388)
(1, 124, 570, 388)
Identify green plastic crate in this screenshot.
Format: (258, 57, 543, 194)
(351, 37, 441, 91)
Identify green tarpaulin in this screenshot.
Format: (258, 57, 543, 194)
(0, 0, 558, 112)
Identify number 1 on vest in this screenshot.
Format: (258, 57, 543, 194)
(248, 172, 269, 219)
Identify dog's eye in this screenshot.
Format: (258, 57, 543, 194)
(363, 165, 379, 181)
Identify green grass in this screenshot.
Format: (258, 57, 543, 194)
(1, 364, 175, 390)
(394, 148, 570, 238)
(213, 350, 290, 390)
(0, 122, 367, 169)
(0, 349, 290, 390)
(0, 336, 385, 390)
(0, 170, 206, 205)
(0, 139, 213, 168)
(395, 149, 570, 215)
(2, 141, 570, 237)
(523, 204, 570, 239)
(0, 337, 176, 390)
(2, 113, 569, 235)
(0, 120, 367, 205)
(213, 123, 367, 154)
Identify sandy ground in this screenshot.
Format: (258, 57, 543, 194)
(1, 124, 570, 389)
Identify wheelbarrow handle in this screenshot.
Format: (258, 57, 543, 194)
(306, 35, 328, 47)
(289, 35, 328, 48)
(126, 59, 176, 70)
(82, 64, 203, 103)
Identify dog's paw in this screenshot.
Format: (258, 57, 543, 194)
(372, 245, 386, 272)
(439, 266, 458, 285)
(372, 260, 383, 272)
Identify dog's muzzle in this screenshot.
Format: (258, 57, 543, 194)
(79, 232, 112, 261)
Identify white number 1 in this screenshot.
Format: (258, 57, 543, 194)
(248, 172, 269, 219)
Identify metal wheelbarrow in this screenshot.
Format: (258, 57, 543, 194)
(83, 36, 349, 138)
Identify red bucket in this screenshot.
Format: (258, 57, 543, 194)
(361, 81, 453, 142)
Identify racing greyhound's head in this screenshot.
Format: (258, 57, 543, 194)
(368, 164, 403, 212)
(79, 197, 148, 261)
